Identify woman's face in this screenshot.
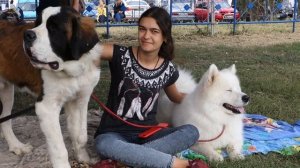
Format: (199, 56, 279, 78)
(138, 17, 164, 53)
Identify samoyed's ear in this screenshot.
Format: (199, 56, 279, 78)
(206, 64, 219, 86)
(228, 64, 236, 74)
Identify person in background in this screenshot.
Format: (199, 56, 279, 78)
(9, 0, 19, 16)
(5, 0, 20, 21)
(97, 0, 107, 23)
(92, 7, 209, 168)
(0, 0, 23, 22)
(113, 0, 126, 22)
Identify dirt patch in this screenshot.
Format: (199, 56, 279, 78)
(178, 33, 300, 48)
(0, 110, 102, 168)
(98, 24, 300, 47)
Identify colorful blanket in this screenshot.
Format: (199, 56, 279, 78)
(179, 114, 300, 160)
(243, 114, 300, 155)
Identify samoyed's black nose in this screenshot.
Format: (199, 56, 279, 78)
(242, 95, 250, 103)
(24, 30, 36, 47)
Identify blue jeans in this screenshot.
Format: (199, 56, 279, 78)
(95, 124, 199, 168)
(114, 13, 124, 22)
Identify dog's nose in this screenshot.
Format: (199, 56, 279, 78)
(24, 30, 37, 47)
(242, 95, 250, 103)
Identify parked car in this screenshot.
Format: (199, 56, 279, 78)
(124, 0, 150, 22)
(275, 1, 294, 20)
(17, 0, 39, 20)
(194, 0, 240, 22)
(165, 3, 195, 23)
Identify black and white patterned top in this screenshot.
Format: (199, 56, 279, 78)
(95, 45, 179, 135)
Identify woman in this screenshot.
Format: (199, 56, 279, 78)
(93, 7, 208, 168)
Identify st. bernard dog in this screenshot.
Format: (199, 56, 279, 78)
(0, 6, 102, 168)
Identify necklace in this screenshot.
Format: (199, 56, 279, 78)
(137, 47, 160, 69)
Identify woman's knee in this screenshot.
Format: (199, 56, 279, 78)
(95, 134, 117, 154)
(180, 124, 199, 142)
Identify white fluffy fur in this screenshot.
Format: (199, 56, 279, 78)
(157, 64, 249, 161)
(35, 44, 101, 168)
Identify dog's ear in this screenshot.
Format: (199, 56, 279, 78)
(70, 17, 99, 60)
(69, 16, 82, 60)
(206, 64, 219, 86)
(228, 64, 236, 74)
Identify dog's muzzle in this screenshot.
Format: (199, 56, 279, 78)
(23, 30, 60, 70)
(24, 30, 36, 48)
(223, 95, 250, 114)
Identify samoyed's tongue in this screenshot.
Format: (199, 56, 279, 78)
(237, 107, 245, 113)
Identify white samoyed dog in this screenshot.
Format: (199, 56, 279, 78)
(157, 64, 250, 161)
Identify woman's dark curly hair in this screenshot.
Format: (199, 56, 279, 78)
(138, 7, 174, 60)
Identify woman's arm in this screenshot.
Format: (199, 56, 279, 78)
(164, 83, 186, 104)
(101, 44, 114, 61)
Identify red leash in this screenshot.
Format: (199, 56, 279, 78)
(198, 125, 225, 142)
(90, 94, 168, 129)
(91, 93, 224, 141)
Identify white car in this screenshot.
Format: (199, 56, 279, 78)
(165, 3, 195, 23)
(124, 0, 150, 22)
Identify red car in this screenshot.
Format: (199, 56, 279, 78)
(194, 0, 240, 22)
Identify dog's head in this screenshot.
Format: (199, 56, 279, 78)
(23, 6, 99, 72)
(200, 64, 250, 115)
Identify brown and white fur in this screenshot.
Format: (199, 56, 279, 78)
(0, 6, 102, 168)
(157, 64, 250, 161)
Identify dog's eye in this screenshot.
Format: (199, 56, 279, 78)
(227, 90, 232, 92)
(47, 22, 57, 32)
(46, 16, 59, 32)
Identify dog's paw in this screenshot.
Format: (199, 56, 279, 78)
(9, 143, 33, 155)
(229, 153, 245, 160)
(226, 145, 244, 160)
(89, 157, 100, 165)
(76, 149, 90, 163)
(208, 153, 224, 162)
